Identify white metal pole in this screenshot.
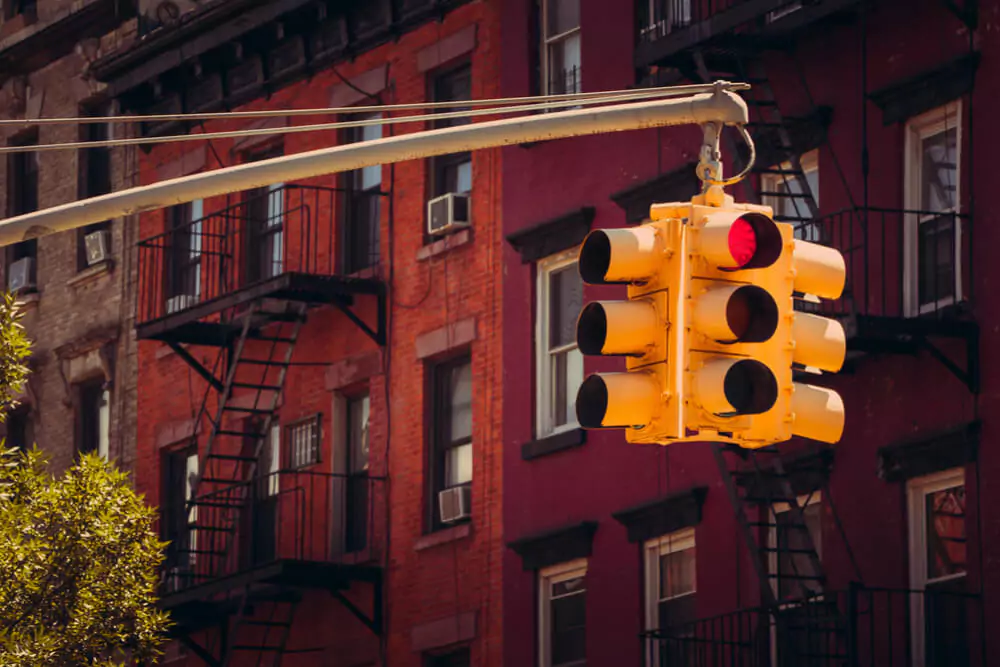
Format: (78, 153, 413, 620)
(0, 86, 748, 247)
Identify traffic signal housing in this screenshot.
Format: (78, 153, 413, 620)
(575, 190, 848, 449)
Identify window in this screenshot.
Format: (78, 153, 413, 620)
(537, 251, 584, 437)
(162, 444, 198, 573)
(76, 378, 110, 460)
(3, 0, 36, 21)
(541, 0, 581, 96)
(769, 494, 823, 601)
(907, 468, 968, 666)
(242, 145, 285, 283)
(644, 529, 696, 666)
(429, 356, 473, 528)
(165, 200, 203, 304)
(5, 406, 33, 452)
(246, 422, 281, 566)
(425, 648, 470, 667)
(428, 64, 472, 224)
(77, 104, 113, 271)
(286, 414, 321, 469)
(761, 150, 820, 242)
(904, 102, 961, 316)
(6, 129, 38, 290)
(342, 114, 383, 274)
(539, 559, 587, 667)
(345, 393, 370, 552)
(638, 0, 691, 42)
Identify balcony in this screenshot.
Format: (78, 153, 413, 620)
(135, 184, 385, 346)
(161, 471, 385, 631)
(644, 584, 984, 666)
(793, 208, 975, 358)
(634, 0, 859, 70)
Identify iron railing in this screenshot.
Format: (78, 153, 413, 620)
(161, 471, 386, 595)
(636, 0, 810, 44)
(643, 584, 984, 666)
(792, 208, 970, 321)
(136, 184, 385, 327)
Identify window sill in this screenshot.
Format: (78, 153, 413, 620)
(415, 522, 472, 551)
(417, 228, 472, 261)
(67, 260, 114, 288)
(521, 428, 586, 461)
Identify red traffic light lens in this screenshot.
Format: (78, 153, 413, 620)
(728, 218, 757, 268)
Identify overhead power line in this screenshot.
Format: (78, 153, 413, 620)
(0, 82, 748, 127)
(0, 84, 749, 154)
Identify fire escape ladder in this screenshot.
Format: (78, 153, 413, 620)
(176, 299, 309, 666)
(712, 444, 849, 663)
(220, 585, 316, 667)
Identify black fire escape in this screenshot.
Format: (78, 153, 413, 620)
(633, 1, 982, 665)
(136, 184, 387, 665)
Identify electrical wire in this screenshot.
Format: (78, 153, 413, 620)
(0, 82, 749, 126)
(0, 87, 746, 155)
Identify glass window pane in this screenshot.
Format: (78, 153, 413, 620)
(926, 484, 966, 581)
(918, 214, 956, 307)
(921, 127, 958, 211)
(549, 264, 583, 349)
(548, 33, 582, 95)
(445, 442, 472, 487)
(547, 0, 580, 35)
(449, 362, 473, 443)
(659, 546, 696, 600)
(98, 389, 110, 460)
(456, 159, 472, 194)
(550, 590, 586, 665)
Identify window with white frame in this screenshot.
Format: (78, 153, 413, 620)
(539, 559, 587, 667)
(761, 150, 820, 243)
(907, 468, 968, 666)
(904, 102, 961, 316)
(541, 0, 581, 96)
(537, 251, 584, 438)
(644, 528, 697, 666)
(769, 493, 823, 601)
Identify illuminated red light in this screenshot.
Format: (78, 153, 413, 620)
(727, 217, 757, 268)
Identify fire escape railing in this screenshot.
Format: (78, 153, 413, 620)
(135, 184, 384, 327)
(643, 584, 984, 667)
(161, 471, 386, 595)
(793, 208, 970, 322)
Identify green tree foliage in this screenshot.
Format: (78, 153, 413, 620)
(0, 294, 170, 665)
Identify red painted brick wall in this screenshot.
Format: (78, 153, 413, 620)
(134, 2, 504, 665)
(501, 0, 994, 665)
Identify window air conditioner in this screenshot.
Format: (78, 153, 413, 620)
(8, 257, 35, 293)
(165, 294, 198, 314)
(84, 230, 111, 266)
(426, 193, 471, 237)
(438, 485, 472, 524)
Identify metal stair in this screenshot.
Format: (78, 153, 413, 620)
(176, 299, 310, 666)
(713, 443, 848, 666)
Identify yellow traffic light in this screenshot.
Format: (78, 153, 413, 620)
(574, 220, 683, 443)
(670, 196, 793, 444)
(788, 238, 847, 443)
(574, 189, 848, 449)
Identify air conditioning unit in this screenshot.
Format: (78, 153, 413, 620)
(165, 294, 198, 314)
(138, 0, 199, 27)
(8, 257, 35, 293)
(427, 193, 471, 237)
(84, 230, 110, 266)
(438, 485, 471, 524)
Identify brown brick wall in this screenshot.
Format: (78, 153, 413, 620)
(0, 1, 138, 476)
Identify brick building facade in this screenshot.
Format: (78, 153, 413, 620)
(501, 0, 990, 666)
(90, 0, 502, 664)
(0, 1, 138, 473)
